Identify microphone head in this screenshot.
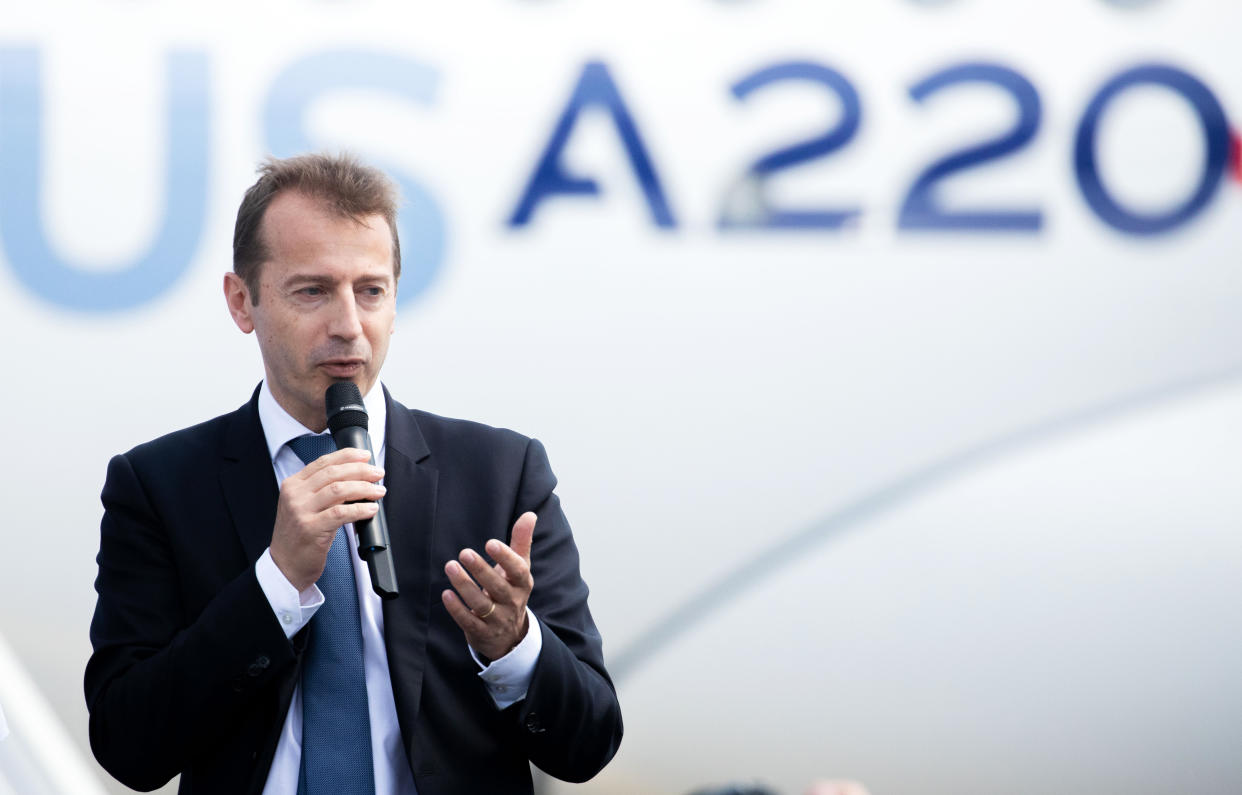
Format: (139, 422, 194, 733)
(325, 381, 369, 433)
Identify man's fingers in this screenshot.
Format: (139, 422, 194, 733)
(304, 460, 385, 494)
(459, 548, 515, 601)
(444, 560, 493, 615)
(288, 454, 385, 515)
(296, 447, 374, 479)
(303, 501, 379, 534)
(331, 500, 380, 525)
(305, 478, 386, 513)
(473, 512, 536, 590)
(509, 512, 537, 562)
(271, 448, 382, 592)
(440, 589, 484, 631)
(483, 537, 533, 589)
(439, 513, 537, 654)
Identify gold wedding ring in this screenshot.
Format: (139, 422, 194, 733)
(474, 601, 496, 620)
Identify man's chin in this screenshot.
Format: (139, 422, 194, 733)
(320, 372, 380, 399)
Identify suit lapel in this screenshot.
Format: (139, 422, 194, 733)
(220, 385, 280, 564)
(380, 388, 438, 746)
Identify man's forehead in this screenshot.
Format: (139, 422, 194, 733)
(258, 192, 395, 268)
(263, 189, 390, 233)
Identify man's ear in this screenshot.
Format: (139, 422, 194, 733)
(223, 272, 255, 333)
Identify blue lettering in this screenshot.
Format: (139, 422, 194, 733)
(1075, 63, 1229, 235)
(264, 50, 445, 307)
(508, 61, 675, 228)
(0, 47, 209, 312)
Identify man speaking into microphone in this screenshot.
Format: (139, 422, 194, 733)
(84, 153, 622, 794)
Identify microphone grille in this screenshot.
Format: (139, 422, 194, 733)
(325, 381, 369, 432)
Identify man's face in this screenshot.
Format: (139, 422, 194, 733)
(224, 190, 396, 431)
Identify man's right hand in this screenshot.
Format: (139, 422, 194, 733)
(270, 447, 385, 592)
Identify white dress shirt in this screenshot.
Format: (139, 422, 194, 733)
(253, 381, 542, 795)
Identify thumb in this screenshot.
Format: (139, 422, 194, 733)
(511, 511, 537, 561)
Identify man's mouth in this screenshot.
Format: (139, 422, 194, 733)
(319, 359, 365, 377)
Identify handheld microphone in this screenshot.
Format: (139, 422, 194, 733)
(325, 381, 399, 600)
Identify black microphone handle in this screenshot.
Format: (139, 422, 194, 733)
(330, 425, 399, 600)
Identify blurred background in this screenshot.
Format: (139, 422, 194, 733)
(1, 0, 1240, 793)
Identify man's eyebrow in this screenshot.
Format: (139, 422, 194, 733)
(279, 272, 336, 288)
(280, 271, 393, 287)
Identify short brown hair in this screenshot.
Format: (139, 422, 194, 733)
(232, 153, 401, 303)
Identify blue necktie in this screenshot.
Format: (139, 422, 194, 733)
(287, 434, 376, 795)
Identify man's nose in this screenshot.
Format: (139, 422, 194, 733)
(328, 291, 364, 340)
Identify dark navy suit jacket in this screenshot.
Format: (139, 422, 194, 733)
(85, 386, 622, 794)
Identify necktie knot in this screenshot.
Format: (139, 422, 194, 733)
(288, 434, 336, 466)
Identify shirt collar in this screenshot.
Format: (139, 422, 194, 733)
(257, 380, 387, 463)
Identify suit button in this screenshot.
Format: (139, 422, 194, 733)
(247, 656, 271, 677)
(524, 712, 546, 734)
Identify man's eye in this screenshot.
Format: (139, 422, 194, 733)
(361, 287, 384, 297)
(299, 287, 325, 297)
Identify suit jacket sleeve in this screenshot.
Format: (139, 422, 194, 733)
(84, 448, 297, 792)
(508, 437, 623, 782)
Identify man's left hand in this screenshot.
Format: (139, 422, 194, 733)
(442, 511, 537, 661)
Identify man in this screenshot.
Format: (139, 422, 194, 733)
(84, 154, 622, 794)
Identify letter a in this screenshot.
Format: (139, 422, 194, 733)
(508, 61, 675, 227)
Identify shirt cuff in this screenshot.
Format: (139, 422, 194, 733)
(256, 547, 324, 639)
(469, 607, 543, 710)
